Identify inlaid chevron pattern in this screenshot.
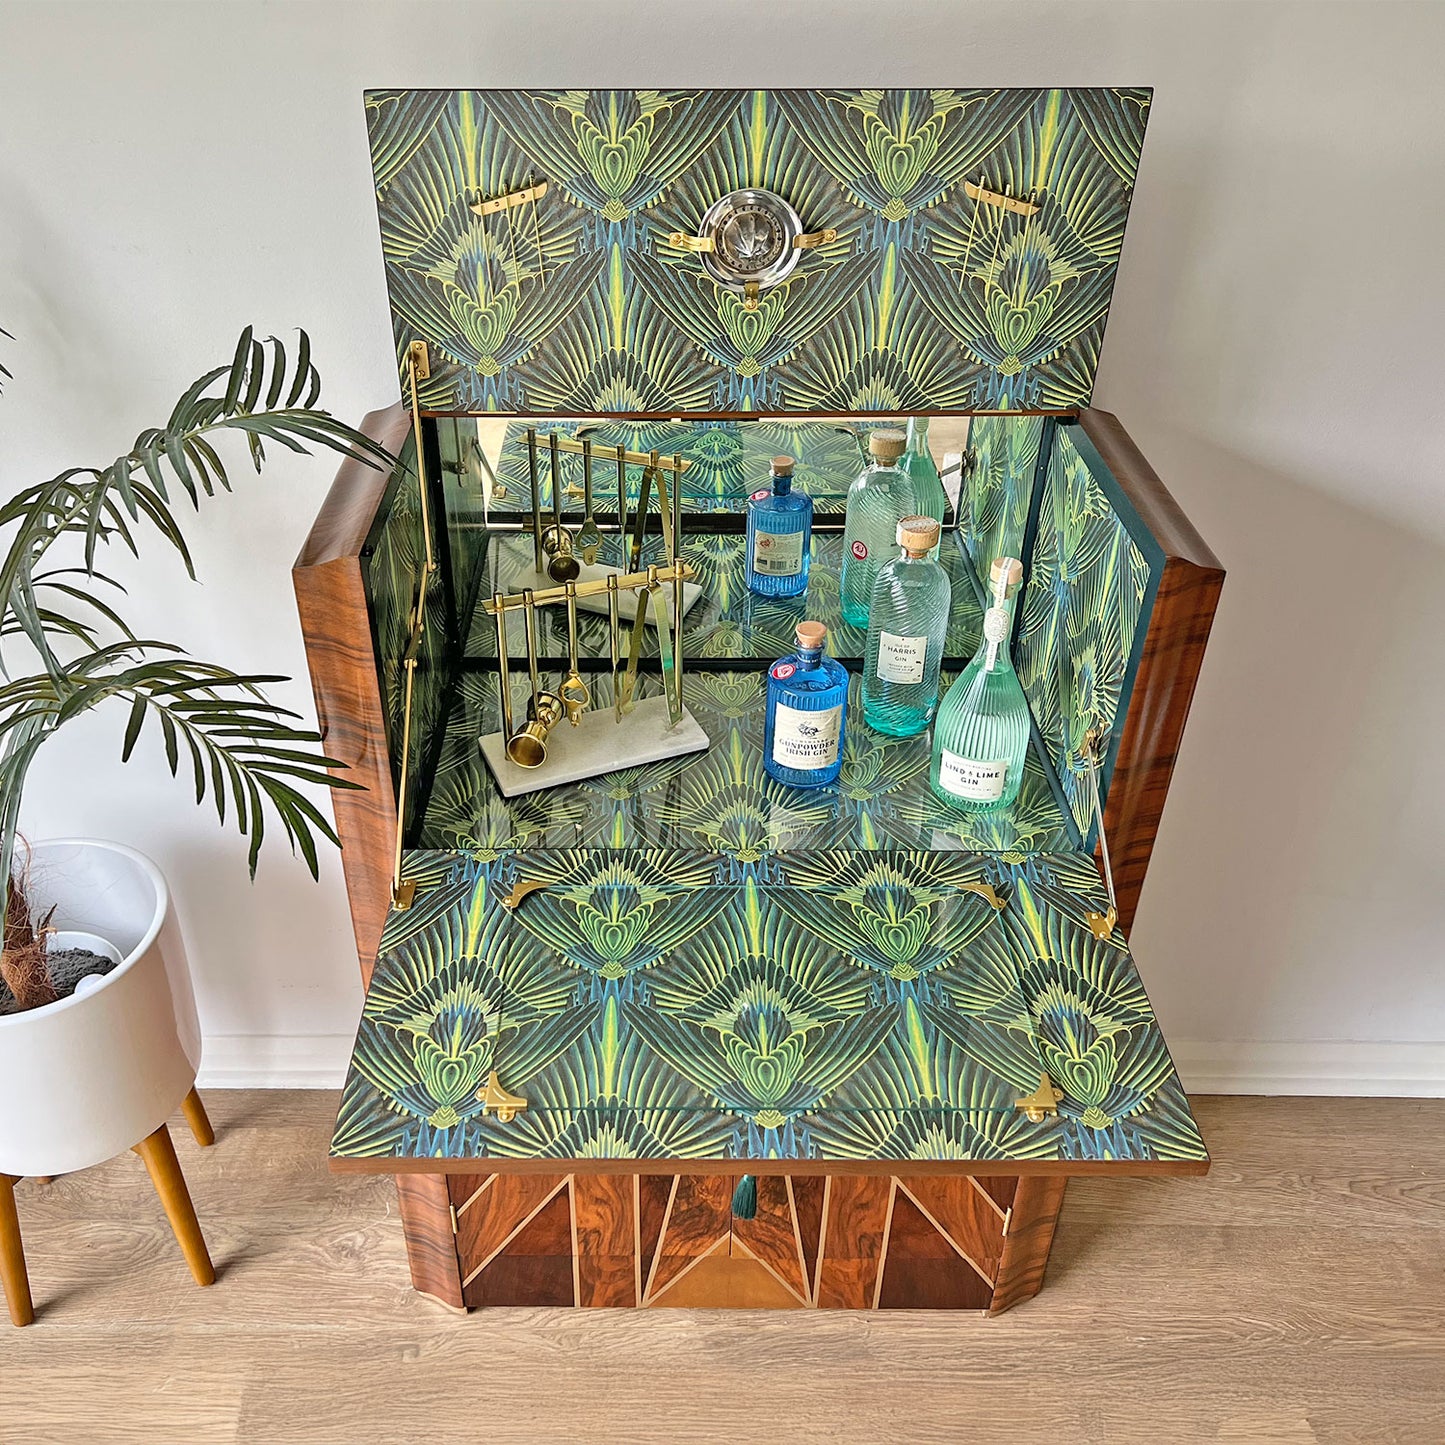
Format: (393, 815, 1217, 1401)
(447, 1171, 1021, 1310)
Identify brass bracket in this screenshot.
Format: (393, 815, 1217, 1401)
(964, 180, 1040, 216)
(500, 879, 548, 911)
(477, 1071, 528, 1123)
(392, 878, 417, 911)
(1082, 727, 1120, 940)
(1015, 1073, 1065, 1123)
(961, 881, 1006, 911)
(407, 339, 430, 380)
(470, 179, 548, 218)
(793, 227, 837, 249)
(667, 231, 715, 252)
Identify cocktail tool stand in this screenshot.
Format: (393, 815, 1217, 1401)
(479, 434, 708, 798)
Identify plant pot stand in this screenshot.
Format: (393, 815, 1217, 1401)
(0, 1088, 216, 1327)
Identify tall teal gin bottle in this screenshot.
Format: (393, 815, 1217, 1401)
(746, 455, 811, 598)
(901, 416, 948, 559)
(863, 516, 951, 737)
(839, 429, 912, 627)
(929, 557, 1030, 811)
(763, 621, 848, 788)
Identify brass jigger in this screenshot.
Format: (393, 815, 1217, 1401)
(506, 588, 564, 768)
(559, 580, 590, 726)
(542, 431, 579, 582)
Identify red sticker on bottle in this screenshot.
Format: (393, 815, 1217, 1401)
(851, 540, 868, 559)
(750, 489, 770, 501)
(771, 662, 796, 680)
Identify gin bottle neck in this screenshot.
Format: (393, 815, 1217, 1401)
(772, 473, 793, 496)
(905, 416, 930, 450)
(978, 570, 1017, 674)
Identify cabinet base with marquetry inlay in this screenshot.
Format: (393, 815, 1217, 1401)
(390, 1171, 1068, 1314)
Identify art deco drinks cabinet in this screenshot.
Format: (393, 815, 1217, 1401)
(294, 87, 1223, 1313)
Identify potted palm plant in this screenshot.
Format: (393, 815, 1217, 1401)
(0, 328, 390, 1322)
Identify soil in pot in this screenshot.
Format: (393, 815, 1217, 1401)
(0, 947, 119, 1016)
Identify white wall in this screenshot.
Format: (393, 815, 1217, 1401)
(1, 0, 1441, 1093)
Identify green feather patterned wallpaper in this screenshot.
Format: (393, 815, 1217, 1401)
(332, 847, 1206, 1166)
(365, 88, 1151, 414)
(1014, 424, 1157, 836)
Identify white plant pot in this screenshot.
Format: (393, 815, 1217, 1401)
(0, 840, 200, 1177)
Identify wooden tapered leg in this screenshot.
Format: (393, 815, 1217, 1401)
(0, 1174, 34, 1327)
(181, 1087, 215, 1148)
(132, 1124, 215, 1287)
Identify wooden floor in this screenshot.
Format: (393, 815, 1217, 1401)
(2, 1094, 1442, 1444)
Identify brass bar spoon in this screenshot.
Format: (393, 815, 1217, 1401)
(578, 436, 602, 566)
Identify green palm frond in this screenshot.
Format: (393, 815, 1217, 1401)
(0, 328, 397, 934)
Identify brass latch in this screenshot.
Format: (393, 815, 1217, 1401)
(1015, 1074, 1065, 1123)
(477, 1072, 528, 1123)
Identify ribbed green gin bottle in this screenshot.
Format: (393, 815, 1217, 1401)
(929, 557, 1030, 812)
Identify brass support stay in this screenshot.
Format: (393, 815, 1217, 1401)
(1082, 726, 1120, 940)
(476, 1071, 528, 1123)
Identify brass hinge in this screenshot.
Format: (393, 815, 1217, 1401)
(448, 1203, 458, 1235)
(477, 1071, 528, 1123)
(407, 339, 430, 380)
(1014, 1073, 1065, 1123)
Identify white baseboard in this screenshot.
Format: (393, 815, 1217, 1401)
(192, 1033, 1445, 1097)
(196, 1034, 352, 1089)
(1172, 1040, 1445, 1097)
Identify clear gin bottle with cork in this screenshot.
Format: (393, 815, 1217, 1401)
(746, 454, 811, 598)
(839, 428, 913, 627)
(901, 417, 949, 558)
(763, 621, 848, 788)
(929, 556, 1030, 811)
(862, 515, 951, 737)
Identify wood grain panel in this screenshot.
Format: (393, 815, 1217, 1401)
(790, 1175, 825, 1300)
(972, 1175, 1018, 1215)
(454, 1174, 566, 1284)
(292, 403, 413, 983)
(814, 1175, 893, 1309)
(644, 1175, 731, 1303)
(896, 1175, 1005, 1283)
(572, 1174, 637, 1307)
(877, 1190, 994, 1311)
(991, 1175, 1069, 1315)
(465, 1188, 575, 1308)
(658, 1249, 803, 1309)
(393, 1174, 463, 1311)
(1080, 408, 1225, 932)
(636, 1174, 673, 1280)
(730, 1174, 808, 1304)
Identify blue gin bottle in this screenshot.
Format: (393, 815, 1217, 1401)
(763, 621, 848, 788)
(863, 516, 951, 737)
(746, 455, 811, 598)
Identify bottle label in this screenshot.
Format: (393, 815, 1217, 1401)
(983, 607, 1009, 644)
(850, 539, 868, 560)
(750, 489, 770, 501)
(770, 662, 796, 681)
(772, 702, 843, 771)
(752, 528, 805, 577)
(938, 751, 1007, 802)
(876, 631, 929, 684)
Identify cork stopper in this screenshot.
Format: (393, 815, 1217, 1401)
(868, 428, 907, 462)
(897, 515, 941, 552)
(771, 455, 795, 475)
(990, 556, 1024, 586)
(795, 620, 827, 650)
